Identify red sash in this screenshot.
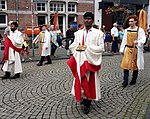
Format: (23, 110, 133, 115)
(2, 36, 22, 62)
(67, 56, 101, 102)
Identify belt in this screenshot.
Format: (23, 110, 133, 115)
(40, 42, 46, 43)
(67, 38, 73, 40)
(125, 45, 137, 48)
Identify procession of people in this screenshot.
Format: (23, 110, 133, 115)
(0, 10, 148, 115)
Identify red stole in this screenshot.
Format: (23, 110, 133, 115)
(2, 36, 22, 62)
(67, 56, 101, 102)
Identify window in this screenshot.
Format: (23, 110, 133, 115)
(50, 3, 64, 12)
(37, 16, 46, 25)
(0, 14, 6, 24)
(36, 3, 46, 11)
(0, 0, 6, 10)
(68, 16, 75, 26)
(68, 3, 76, 12)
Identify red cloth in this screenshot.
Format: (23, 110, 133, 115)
(53, 12, 59, 30)
(82, 35, 84, 45)
(2, 36, 22, 62)
(67, 56, 101, 102)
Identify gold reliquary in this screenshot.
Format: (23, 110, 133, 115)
(76, 44, 87, 51)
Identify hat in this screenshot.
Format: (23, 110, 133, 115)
(8, 21, 13, 25)
(113, 23, 117, 26)
(126, 15, 139, 22)
(42, 24, 47, 27)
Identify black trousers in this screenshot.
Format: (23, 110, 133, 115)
(111, 37, 119, 53)
(124, 69, 138, 83)
(51, 43, 57, 56)
(39, 55, 52, 65)
(65, 38, 74, 50)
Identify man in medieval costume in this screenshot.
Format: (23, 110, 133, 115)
(119, 15, 146, 88)
(67, 12, 104, 114)
(1, 22, 24, 79)
(33, 24, 52, 66)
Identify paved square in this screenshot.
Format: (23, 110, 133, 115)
(0, 53, 150, 119)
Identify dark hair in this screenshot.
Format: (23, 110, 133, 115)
(69, 24, 73, 27)
(78, 24, 83, 28)
(11, 22, 18, 27)
(83, 12, 94, 21)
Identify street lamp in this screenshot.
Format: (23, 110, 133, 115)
(16, 0, 19, 22)
(31, 0, 35, 56)
(0, 4, 2, 11)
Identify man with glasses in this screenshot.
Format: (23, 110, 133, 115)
(119, 15, 146, 88)
(67, 12, 104, 114)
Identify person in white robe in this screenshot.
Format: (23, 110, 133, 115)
(33, 24, 52, 66)
(1, 22, 24, 79)
(67, 12, 104, 114)
(119, 15, 146, 87)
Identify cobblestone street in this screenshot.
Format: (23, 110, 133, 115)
(0, 53, 150, 119)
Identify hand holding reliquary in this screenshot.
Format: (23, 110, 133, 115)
(76, 43, 87, 51)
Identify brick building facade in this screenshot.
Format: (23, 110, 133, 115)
(95, 0, 150, 31)
(0, 0, 94, 36)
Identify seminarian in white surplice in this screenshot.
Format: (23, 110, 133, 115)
(67, 12, 105, 114)
(1, 22, 24, 79)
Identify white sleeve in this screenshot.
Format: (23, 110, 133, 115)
(137, 28, 146, 48)
(111, 28, 114, 35)
(69, 32, 78, 54)
(97, 32, 105, 52)
(4, 28, 8, 35)
(33, 34, 40, 44)
(15, 34, 24, 45)
(45, 33, 50, 48)
(119, 29, 127, 53)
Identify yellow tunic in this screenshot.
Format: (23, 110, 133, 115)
(38, 32, 45, 56)
(120, 30, 138, 70)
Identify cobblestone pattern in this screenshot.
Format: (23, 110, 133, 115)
(0, 53, 150, 119)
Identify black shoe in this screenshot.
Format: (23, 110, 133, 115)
(0, 72, 10, 79)
(80, 98, 86, 109)
(122, 82, 128, 88)
(37, 63, 42, 66)
(45, 62, 52, 65)
(83, 106, 90, 114)
(130, 80, 136, 85)
(11, 73, 20, 79)
(80, 98, 86, 105)
(0, 75, 10, 79)
(82, 99, 91, 114)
